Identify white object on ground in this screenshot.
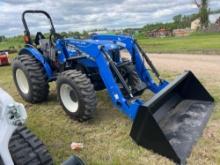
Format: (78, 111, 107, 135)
(0, 88, 27, 165)
(70, 142, 84, 151)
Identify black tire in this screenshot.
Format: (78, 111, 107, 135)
(126, 65, 143, 90)
(122, 64, 146, 96)
(0, 126, 53, 165)
(12, 54, 49, 103)
(57, 70, 97, 122)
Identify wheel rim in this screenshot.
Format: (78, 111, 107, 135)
(60, 84, 79, 113)
(16, 69, 29, 94)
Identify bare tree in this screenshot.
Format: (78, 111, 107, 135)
(194, 0, 209, 28)
(194, 0, 201, 8)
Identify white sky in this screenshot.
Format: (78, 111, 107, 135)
(0, 0, 220, 36)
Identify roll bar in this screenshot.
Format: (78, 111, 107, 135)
(22, 10, 56, 44)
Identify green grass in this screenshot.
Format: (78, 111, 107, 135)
(0, 37, 23, 51)
(0, 54, 220, 164)
(1, 32, 220, 55)
(138, 32, 220, 54)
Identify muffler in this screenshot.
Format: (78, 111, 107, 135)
(130, 71, 214, 164)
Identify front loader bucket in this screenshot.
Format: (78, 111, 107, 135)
(130, 71, 214, 164)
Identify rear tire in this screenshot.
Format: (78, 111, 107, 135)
(57, 70, 97, 122)
(12, 54, 49, 103)
(0, 126, 53, 165)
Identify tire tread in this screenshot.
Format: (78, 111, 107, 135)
(13, 54, 49, 103)
(57, 70, 97, 121)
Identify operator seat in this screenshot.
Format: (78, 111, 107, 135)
(36, 33, 56, 61)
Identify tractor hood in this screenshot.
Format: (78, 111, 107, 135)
(64, 38, 121, 52)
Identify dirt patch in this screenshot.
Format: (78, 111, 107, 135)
(148, 54, 220, 81)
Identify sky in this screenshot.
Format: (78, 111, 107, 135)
(0, 0, 220, 36)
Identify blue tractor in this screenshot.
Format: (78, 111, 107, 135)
(12, 10, 214, 164)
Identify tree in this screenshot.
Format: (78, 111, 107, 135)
(72, 32, 81, 39)
(194, 0, 209, 28)
(173, 15, 182, 25)
(82, 31, 89, 39)
(0, 35, 6, 42)
(60, 32, 68, 37)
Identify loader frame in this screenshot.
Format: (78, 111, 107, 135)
(62, 35, 169, 119)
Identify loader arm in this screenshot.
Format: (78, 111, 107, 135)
(62, 39, 142, 119)
(91, 34, 169, 93)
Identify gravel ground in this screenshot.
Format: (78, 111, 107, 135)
(149, 54, 220, 81)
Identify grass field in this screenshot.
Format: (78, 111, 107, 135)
(1, 32, 220, 55)
(0, 53, 220, 165)
(0, 37, 23, 51)
(138, 32, 220, 54)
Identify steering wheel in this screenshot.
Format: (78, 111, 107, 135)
(49, 31, 63, 47)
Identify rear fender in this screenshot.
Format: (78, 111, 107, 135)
(18, 47, 53, 79)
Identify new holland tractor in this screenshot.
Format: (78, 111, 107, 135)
(12, 10, 214, 164)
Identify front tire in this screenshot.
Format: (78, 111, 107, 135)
(57, 70, 97, 122)
(12, 54, 49, 103)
